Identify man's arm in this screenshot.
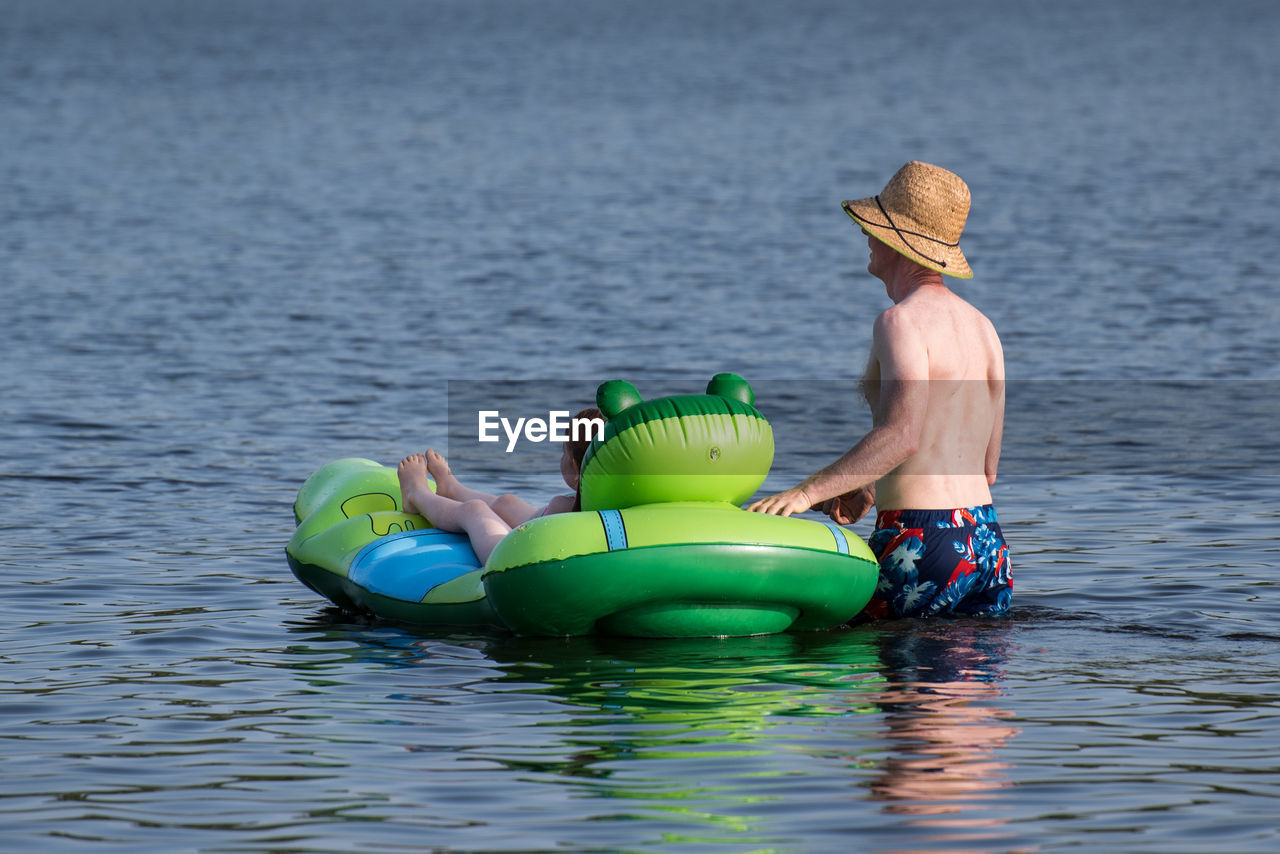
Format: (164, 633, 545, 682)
(748, 309, 930, 516)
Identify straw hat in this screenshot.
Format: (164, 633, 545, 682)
(842, 161, 973, 279)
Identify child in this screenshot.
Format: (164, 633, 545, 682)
(397, 407, 601, 564)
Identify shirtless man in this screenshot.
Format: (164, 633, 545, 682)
(748, 162, 1011, 618)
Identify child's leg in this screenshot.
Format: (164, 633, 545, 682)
(423, 449, 495, 503)
(424, 450, 539, 525)
(399, 453, 510, 563)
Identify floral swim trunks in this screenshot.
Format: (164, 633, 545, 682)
(865, 504, 1012, 619)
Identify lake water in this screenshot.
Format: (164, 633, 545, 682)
(3, 0, 1279, 850)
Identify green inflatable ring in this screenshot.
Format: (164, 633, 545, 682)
(483, 501, 878, 637)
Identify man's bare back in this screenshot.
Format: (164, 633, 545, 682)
(863, 284, 1004, 511)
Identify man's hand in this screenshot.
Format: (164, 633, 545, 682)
(821, 486, 875, 524)
(746, 486, 814, 517)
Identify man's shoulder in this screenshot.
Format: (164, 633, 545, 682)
(899, 289, 998, 333)
(871, 303, 916, 337)
(870, 305, 931, 366)
(873, 297, 936, 333)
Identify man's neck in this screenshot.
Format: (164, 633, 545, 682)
(887, 261, 946, 303)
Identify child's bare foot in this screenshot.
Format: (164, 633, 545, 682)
(397, 453, 433, 516)
(424, 449, 461, 499)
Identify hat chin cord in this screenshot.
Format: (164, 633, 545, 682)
(870, 195, 958, 270)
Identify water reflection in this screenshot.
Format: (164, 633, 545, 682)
(477, 631, 891, 847)
(483, 630, 885, 713)
(868, 620, 1020, 838)
(284, 614, 1020, 847)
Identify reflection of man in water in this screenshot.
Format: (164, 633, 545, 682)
(749, 162, 1011, 618)
(869, 624, 1019, 823)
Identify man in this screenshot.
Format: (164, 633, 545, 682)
(748, 161, 1011, 618)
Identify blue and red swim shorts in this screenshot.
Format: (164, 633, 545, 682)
(865, 504, 1012, 619)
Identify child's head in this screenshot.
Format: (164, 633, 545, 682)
(561, 407, 604, 489)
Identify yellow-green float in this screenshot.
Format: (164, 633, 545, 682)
(285, 374, 880, 637)
(286, 457, 501, 629)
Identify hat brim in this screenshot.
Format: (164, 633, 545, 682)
(842, 198, 972, 279)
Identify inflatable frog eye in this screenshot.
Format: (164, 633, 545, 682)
(596, 379, 644, 419)
(706, 372, 754, 406)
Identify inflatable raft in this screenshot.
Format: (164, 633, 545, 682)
(286, 374, 880, 637)
(287, 457, 500, 629)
